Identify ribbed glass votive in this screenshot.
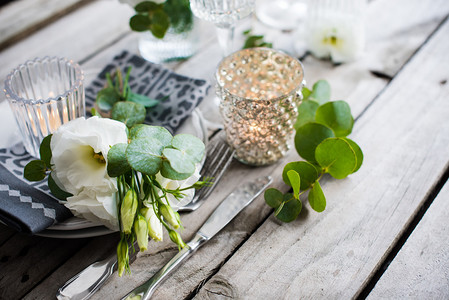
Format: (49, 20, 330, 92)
(4, 57, 85, 158)
(216, 48, 305, 166)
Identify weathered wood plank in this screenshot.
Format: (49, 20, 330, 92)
(367, 181, 449, 299)
(0, 0, 133, 102)
(0, 0, 91, 50)
(0, 223, 15, 246)
(22, 233, 120, 300)
(0, 234, 89, 299)
(193, 14, 449, 300)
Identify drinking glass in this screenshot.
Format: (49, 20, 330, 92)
(216, 48, 305, 166)
(4, 57, 85, 158)
(190, 0, 255, 56)
(256, 0, 307, 31)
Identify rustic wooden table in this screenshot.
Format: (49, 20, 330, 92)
(1, 0, 448, 299)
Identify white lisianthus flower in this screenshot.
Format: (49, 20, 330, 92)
(50, 117, 128, 230)
(155, 165, 201, 210)
(306, 14, 365, 63)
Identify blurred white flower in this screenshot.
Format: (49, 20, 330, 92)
(50, 116, 128, 230)
(306, 15, 364, 63)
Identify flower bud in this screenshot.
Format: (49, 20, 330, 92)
(117, 238, 129, 277)
(134, 214, 149, 251)
(121, 189, 138, 234)
(169, 230, 186, 250)
(141, 207, 163, 242)
(160, 204, 180, 229)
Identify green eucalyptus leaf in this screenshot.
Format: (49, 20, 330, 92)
(160, 161, 192, 180)
(135, 1, 161, 12)
(294, 100, 320, 130)
(128, 92, 159, 108)
(343, 138, 364, 173)
(130, 15, 152, 32)
(315, 101, 354, 137)
(287, 170, 300, 199)
(264, 188, 284, 208)
(48, 172, 72, 200)
(24, 160, 47, 181)
(126, 137, 164, 175)
(315, 138, 357, 179)
(282, 161, 319, 191)
(149, 10, 170, 39)
(309, 80, 331, 104)
(39, 134, 52, 166)
(96, 87, 121, 111)
(275, 193, 302, 223)
(295, 122, 335, 162)
(107, 143, 131, 177)
(129, 124, 146, 140)
(308, 181, 326, 212)
(302, 86, 312, 100)
(162, 148, 195, 174)
(111, 101, 146, 128)
(132, 125, 172, 146)
(171, 134, 205, 163)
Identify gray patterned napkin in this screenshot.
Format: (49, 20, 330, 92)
(0, 51, 210, 234)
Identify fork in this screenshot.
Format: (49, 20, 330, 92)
(56, 136, 234, 300)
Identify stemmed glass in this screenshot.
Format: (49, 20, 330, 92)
(190, 0, 255, 56)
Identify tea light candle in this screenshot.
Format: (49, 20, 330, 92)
(216, 48, 305, 166)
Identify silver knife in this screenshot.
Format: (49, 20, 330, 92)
(121, 175, 272, 300)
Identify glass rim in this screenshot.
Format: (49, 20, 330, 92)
(215, 47, 305, 102)
(3, 56, 84, 105)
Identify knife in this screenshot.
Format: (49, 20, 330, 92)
(121, 175, 272, 300)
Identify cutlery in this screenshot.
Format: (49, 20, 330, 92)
(121, 175, 272, 300)
(56, 137, 234, 300)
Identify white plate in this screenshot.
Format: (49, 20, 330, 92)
(36, 108, 207, 238)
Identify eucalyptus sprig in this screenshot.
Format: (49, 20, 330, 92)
(96, 67, 165, 128)
(264, 80, 363, 222)
(129, 0, 193, 39)
(242, 29, 273, 49)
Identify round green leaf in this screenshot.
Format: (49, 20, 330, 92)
(295, 122, 335, 162)
(275, 194, 302, 223)
(39, 134, 52, 166)
(24, 160, 47, 181)
(343, 138, 363, 173)
(264, 188, 284, 208)
(309, 80, 331, 104)
(160, 161, 192, 180)
(282, 161, 319, 191)
(48, 172, 72, 200)
(130, 15, 151, 32)
(287, 170, 300, 199)
(171, 134, 205, 163)
(135, 1, 160, 12)
(111, 101, 146, 128)
(301, 86, 312, 100)
(308, 181, 326, 212)
(129, 124, 146, 140)
(315, 101, 354, 137)
(107, 143, 131, 177)
(315, 138, 357, 179)
(126, 137, 164, 175)
(132, 125, 173, 146)
(294, 100, 320, 130)
(162, 148, 195, 174)
(96, 87, 120, 111)
(149, 10, 170, 39)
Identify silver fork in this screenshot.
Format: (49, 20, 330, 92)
(56, 137, 234, 300)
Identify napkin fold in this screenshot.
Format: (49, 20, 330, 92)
(0, 51, 210, 234)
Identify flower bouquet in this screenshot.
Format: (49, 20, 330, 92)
(24, 94, 206, 276)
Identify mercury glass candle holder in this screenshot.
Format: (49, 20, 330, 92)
(216, 48, 305, 166)
(4, 57, 85, 158)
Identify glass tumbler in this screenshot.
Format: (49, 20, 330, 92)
(4, 57, 85, 158)
(216, 48, 305, 166)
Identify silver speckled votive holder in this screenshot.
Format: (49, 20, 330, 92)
(216, 48, 305, 166)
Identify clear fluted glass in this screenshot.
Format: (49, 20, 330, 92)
(4, 57, 85, 158)
(190, 0, 255, 56)
(216, 48, 305, 166)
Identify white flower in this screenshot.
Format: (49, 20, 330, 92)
(306, 14, 364, 63)
(50, 116, 128, 230)
(155, 165, 201, 210)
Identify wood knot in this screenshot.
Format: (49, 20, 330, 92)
(202, 276, 237, 299)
